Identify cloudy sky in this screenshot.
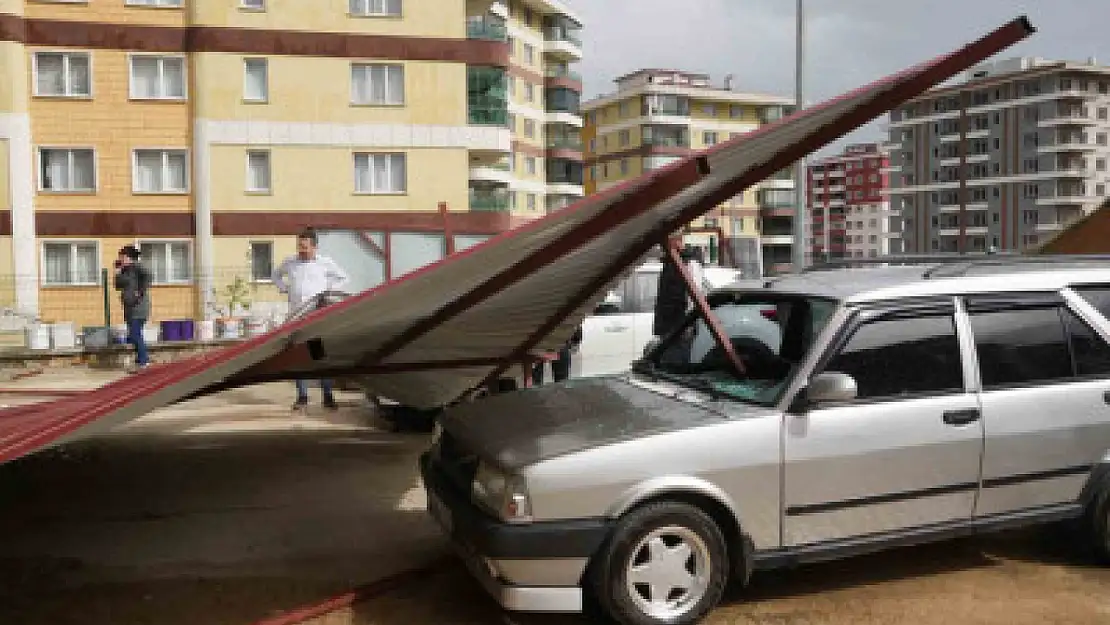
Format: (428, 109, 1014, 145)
(561, 0, 1110, 152)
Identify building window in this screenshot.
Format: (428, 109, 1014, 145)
(33, 52, 91, 98)
(126, 0, 183, 6)
(523, 119, 535, 138)
(245, 150, 271, 192)
(525, 82, 535, 103)
(349, 0, 401, 17)
(620, 158, 629, 175)
(133, 149, 188, 193)
(1100, 108, 1108, 121)
(129, 55, 186, 100)
(703, 104, 715, 116)
(729, 105, 743, 118)
(249, 241, 273, 282)
(703, 131, 718, 146)
(38, 148, 95, 192)
(240, 0, 265, 8)
(243, 58, 268, 102)
(354, 153, 406, 194)
(351, 63, 404, 105)
(42, 241, 98, 286)
(525, 157, 536, 175)
(619, 129, 630, 147)
(527, 194, 536, 210)
(523, 43, 534, 65)
(1097, 158, 1106, 172)
(588, 138, 596, 152)
(140, 241, 192, 284)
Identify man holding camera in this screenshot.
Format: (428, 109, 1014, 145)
(114, 245, 152, 373)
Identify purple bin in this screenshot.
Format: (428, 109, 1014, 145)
(179, 319, 195, 341)
(160, 320, 181, 341)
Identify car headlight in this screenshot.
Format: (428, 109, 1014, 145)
(471, 461, 533, 524)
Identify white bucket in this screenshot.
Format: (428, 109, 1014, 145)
(197, 319, 215, 342)
(143, 325, 160, 344)
(25, 324, 50, 350)
(219, 318, 242, 340)
(50, 322, 76, 350)
(112, 324, 129, 344)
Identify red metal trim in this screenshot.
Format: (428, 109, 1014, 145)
(664, 241, 746, 375)
(469, 16, 1034, 398)
(439, 202, 455, 256)
(353, 157, 708, 368)
(384, 229, 392, 282)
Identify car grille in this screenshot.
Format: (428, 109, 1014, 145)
(434, 431, 479, 495)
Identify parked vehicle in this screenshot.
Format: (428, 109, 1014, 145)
(422, 257, 1110, 625)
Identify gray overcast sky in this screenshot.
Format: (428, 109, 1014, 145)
(561, 0, 1110, 152)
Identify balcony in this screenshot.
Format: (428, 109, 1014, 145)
(544, 66, 582, 83)
(1038, 136, 1098, 152)
(469, 160, 512, 185)
(543, 25, 583, 60)
(546, 135, 583, 151)
(642, 135, 690, 149)
(466, 18, 507, 42)
(1038, 107, 1097, 127)
(826, 169, 845, 178)
(469, 190, 510, 212)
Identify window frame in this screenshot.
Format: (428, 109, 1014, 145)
(136, 238, 194, 285)
(348, 0, 402, 17)
(248, 240, 275, 283)
(242, 57, 269, 103)
(127, 53, 187, 100)
(124, 0, 184, 6)
(352, 151, 407, 195)
(40, 239, 101, 287)
(36, 146, 98, 193)
(806, 297, 972, 406)
(239, 0, 265, 10)
(245, 149, 272, 193)
(31, 50, 93, 98)
(349, 62, 405, 106)
(131, 148, 191, 194)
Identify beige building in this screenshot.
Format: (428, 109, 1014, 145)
(582, 69, 795, 275)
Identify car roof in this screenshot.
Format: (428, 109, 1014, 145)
(718, 256, 1110, 304)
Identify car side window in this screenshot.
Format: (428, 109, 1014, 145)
(1062, 307, 1110, 377)
(969, 307, 1072, 388)
(1074, 286, 1110, 321)
(824, 313, 964, 400)
(619, 272, 660, 314)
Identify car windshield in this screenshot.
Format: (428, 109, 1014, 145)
(639, 294, 838, 406)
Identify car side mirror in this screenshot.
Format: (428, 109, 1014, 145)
(805, 372, 858, 406)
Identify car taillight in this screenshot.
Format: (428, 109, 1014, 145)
(760, 309, 777, 320)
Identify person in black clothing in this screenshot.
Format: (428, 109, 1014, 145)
(532, 325, 583, 386)
(113, 245, 153, 373)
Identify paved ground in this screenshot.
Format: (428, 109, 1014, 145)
(2, 369, 1109, 625)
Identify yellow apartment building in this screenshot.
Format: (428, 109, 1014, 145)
(582, 69, 796, 275)
(0, 0, 582, 328)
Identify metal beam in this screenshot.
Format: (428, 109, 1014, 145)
(664, 241, 746, 375)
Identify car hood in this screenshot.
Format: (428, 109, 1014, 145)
(441, 375, 732, 471)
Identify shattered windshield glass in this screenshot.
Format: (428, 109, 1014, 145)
(641, 295, 838, 406)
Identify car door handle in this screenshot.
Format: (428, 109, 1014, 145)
(942, 408, 981, 426)
(1103, 390, 1110, 405)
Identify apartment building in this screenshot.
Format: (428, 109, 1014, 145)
(887, 56, 1110, 255)
(808, 143, 899, 261)
(582, 69, 795, 275)
(0, 0, 581, 328)
(469, 0, 584, 216)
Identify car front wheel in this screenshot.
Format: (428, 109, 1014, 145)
(1088, 480, 1110, 563)
(590, 501, 729, 625)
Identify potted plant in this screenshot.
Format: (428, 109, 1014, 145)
(218, 277, 252, 340)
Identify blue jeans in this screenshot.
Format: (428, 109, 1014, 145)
(127, 318, 149, 366)
(295, 379, 335, 404)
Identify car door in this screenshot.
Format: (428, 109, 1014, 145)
(784, 298, 983, 546)
(966, 291, 1110, 517)
(574, 288, 638, 379)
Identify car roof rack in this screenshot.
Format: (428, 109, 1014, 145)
(803, 253, 1110, 279)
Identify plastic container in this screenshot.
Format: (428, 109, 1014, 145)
(218, 318, 242, 340)
(50, 322, 76, 350)
(197, 319, 215, 342)
(179, 319, 195, 341)
(82, 326, 110, 349)
(143, 324, 159, 344)
(161, 320, 181, 341)
(25, 324, 50, 350)
(246, 318, 269, 337)
(112, 324, 129, 344)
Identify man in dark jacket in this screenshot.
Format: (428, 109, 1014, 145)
(532, 324, 583, 386)
(114, 245, 152, 373)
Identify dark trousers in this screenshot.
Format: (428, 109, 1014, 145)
(295, 379, 335, 404)
(126, 317, 149, 366)
(532, 347, 572, 386)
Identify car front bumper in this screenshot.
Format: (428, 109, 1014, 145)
(419, 452, 610, 613)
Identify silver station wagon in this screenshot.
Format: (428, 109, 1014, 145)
(421, 256, 1110, 625)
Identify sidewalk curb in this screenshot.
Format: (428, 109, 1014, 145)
(248, 557, 450, 625)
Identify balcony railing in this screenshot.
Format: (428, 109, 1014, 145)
(546, 136, 583, 150)
(544, 27, 582, 46)
(467, 19, 507, 42)
(643, 136, 689, 148)
(469, 192, 511, 212)
(468, 104, 508, 126)
(544, 66, 582, 82)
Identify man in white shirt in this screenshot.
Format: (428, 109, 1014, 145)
(272, 227, 350, 411)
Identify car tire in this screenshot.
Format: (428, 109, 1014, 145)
(1087, 479, 1110, 564)
(589, 501, 729, 625)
